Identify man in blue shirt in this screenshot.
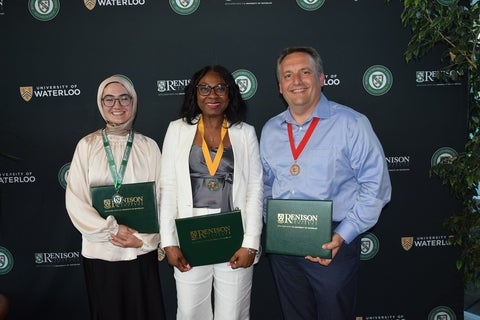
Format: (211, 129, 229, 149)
(260, 46, 392, 319)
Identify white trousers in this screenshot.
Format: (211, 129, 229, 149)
(174, 262, 254, 320)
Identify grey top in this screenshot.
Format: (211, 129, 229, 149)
(189, 144, 234, 212)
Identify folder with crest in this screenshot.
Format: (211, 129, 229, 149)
(91, 182, 158, 233)
(266, 199, 332, 258)
(175, 210, 244, 266)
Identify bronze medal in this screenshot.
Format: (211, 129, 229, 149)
(288, 118, 320, 177)
(290, 163, 301, 176)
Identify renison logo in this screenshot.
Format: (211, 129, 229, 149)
(157, 79, 190, 96)
(428, 306, 456, 320)
(232, 69, 257, 100)
(360, 233, 379, 260)
(416, 70, 462, 86)
(169, 0, 200, 15)
(0, 246, 14, 275)
(58, 163, 70, 189)
(296, 0, 325, 11)
(28, 0, 60, 21)
(35, 251, 81, 267)
(277, 213, 318, 226)
(386, 155, 410, 172)
(431, 147, 458, 167)
(362, 65, 393, 96)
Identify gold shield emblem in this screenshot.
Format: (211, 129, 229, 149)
(20, 86, 33, 102)
(401, 236, 414, 251)
(84, 0, 96, 10)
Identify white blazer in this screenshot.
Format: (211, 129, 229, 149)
(159, 118, 264, 251)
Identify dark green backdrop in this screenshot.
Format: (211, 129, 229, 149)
(0, 1, 466, 319)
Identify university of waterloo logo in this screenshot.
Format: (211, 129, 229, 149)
(401, 237, 413, 251)
(19, 83, 81, 101)
(84, 0, 96, 10)
(20, 87, 33, 102)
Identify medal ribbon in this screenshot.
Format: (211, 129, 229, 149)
(287, 117, 320, 161)
(102, 128, 134, 193)
(198, 116, 228, 176)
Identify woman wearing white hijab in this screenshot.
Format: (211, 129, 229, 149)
(66, 75, 166, 320)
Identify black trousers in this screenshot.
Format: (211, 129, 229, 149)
(83, 250, 166, 320)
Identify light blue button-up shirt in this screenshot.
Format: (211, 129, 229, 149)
(260, 95, 391, 244)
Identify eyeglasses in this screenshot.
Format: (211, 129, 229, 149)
(102, 94, 132, 107)
(196, 84, 229, 96)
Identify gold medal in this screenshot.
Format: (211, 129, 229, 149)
(207, 178, 220, 191)
(290, 163, 300, 176)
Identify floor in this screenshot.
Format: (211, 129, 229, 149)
(465, 285, 480, 320)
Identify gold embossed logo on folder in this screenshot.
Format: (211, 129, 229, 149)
(102, 195, 144, 210)
(91, 182, 158, 233)
(266, 199, 332, 258)
(190, 225, 232, 242)
(276, 213, 319, 229)
(176, 211, 244, 266)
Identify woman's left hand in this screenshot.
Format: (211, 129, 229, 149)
(109, 225, 143, 248)
(229, 247, 256, 269)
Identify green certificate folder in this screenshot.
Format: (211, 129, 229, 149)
(175, 210, 244, 267)
(266, 199, 332, 259)
(91, 182, 159, 233)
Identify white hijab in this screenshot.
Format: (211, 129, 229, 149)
(97, 74, 138, 135)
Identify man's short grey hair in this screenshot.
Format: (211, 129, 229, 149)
(276, 46, 324, 80)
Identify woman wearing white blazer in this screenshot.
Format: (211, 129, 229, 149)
(160, 65, 263, 320)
